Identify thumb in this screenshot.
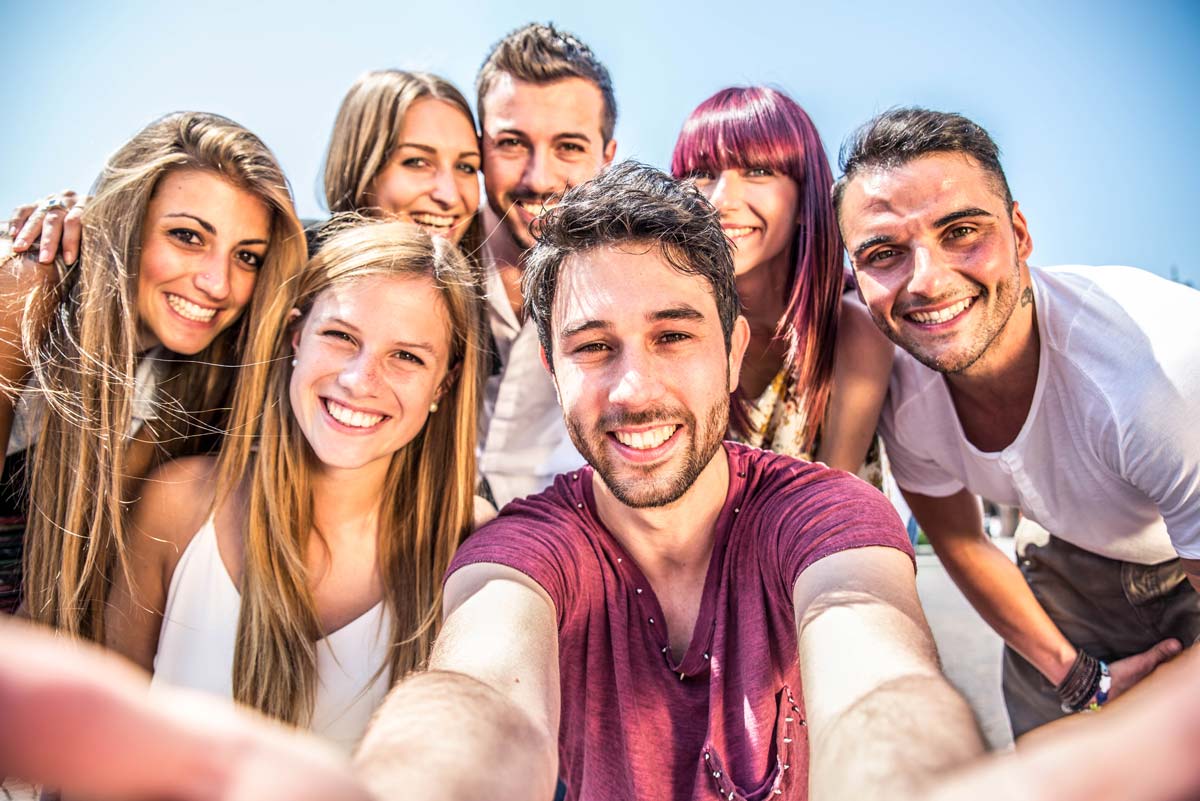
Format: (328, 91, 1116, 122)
(1110, 639, 1183, 699)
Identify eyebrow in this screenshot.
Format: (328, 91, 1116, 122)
(852, 207, 998, 258)
(163, 212, 269, 247)
(396, 142, 480, 159)
(559, 305, 707, 340)
(554, 132, 593, 144)
(560, 319, 610, 339)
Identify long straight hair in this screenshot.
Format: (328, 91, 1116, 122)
(217, 218, 483, 726)
(20, 111, 306, 640)
(670, 87, 843, 453)
(321, 70, 485, 274)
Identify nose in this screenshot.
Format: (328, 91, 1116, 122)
(193, 252, 232, 301)
(522, 146, 559, 197)
(906, 246, 950, 299)
(429, 165, 460, 209)
(607, 348, 664, 408)
(708, 171, 743, 211)
(337, 350, 381, 396)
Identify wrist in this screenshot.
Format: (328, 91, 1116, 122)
(1056, 649, 1105, 713)
(1044, 643, 1079, 686)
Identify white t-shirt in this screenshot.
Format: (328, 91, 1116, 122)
(477, 257, 584, 509)
(881, 265, 1200, 564)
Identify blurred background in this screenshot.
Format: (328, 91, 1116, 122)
(2, 0, 1197, 284)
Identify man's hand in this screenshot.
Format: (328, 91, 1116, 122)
(9, 190, 84, 264)
(1100, 638, 1181, 705)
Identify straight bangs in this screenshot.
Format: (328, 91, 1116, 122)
(670, 87, 806, 184)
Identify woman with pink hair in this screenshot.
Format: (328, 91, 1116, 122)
(671, 86, 892, 476)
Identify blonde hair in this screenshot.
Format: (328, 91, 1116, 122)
(218, 217, 484, 725)
(20, 111, 307, 640)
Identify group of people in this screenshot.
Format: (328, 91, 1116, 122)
(2, 20, 1200, 801)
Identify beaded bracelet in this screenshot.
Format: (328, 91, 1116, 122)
(1057, 649, 1103, 713)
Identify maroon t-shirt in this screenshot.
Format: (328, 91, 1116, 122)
(448, 442, 912, 801)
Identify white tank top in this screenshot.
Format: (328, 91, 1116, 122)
(151, 517, 392, 752)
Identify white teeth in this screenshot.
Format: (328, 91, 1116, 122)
(614, 425, 677, 450)
(325, 398, 384, 429)
(723, 226, 756, 239)
(166, 293, 217, 323)
(909, 297, 973, 324)
(410, 212, 455, 229)
(517, 200, 558, 218)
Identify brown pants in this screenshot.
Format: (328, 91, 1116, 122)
(1002, 525, 1200, 738)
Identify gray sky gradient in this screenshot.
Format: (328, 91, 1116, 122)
(3, 0, 1197, 283)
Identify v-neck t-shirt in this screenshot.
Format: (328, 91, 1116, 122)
(446, 442, 911, 801)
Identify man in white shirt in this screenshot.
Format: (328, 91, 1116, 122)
(833, 107, 1200, 736)
(472, 23, 617, 508)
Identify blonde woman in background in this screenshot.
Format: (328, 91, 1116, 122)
(1, 112, 305, 633)
(106, 219, 484, 751)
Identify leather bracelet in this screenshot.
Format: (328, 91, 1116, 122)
(1057, 649, 1102, 713)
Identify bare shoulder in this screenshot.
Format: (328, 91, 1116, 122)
(128, 455, 220, 555)
(836, 295, 894, 373)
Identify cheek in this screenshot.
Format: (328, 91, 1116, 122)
(373, 170, 420, 214)
(229, 272, 258, 315)
(459, 174, 481, 213)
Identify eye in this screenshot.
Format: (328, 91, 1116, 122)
(573, 341, 611, 355)
(690, 169, 715, 184)
(495, 137, 525, 150)
(558, 141, 586, 154)
(456, 161, 480, 175)
(393, 349, 426, 366)
(659, 331, 691, 344)
(169, 228, 203, 246)
(236, 250, 265, 270)
(321, 329, 355, 344)
(401, 156, 432, 169)
(745, 166, 775, 178)
(865, 247, 901, 265)
(947, 225, 974, 239)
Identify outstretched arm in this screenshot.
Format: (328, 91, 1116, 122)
(795, 545, 983, 801)
(0, 618, 370, 801)
(906, 488, 1179, 700)
(355, 562, 560, 801)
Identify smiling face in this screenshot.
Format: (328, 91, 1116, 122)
(481, 75, 617, 251)
(549, 243, 749, 508)
(136, 169, 271, 354)
(289, 274, 452, 475)
(839, 153, 1033, 374)
(365, 98, 481, 244)
(693, 167, 800, 278)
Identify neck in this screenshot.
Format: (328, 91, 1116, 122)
(947, 287, 1040, 407)
(482, 205, 527, 320)
(735, 252, 792, 336)
(309, 458, 390, 544)
(592, 447, 730, 586)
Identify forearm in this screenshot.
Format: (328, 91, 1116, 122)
(811, 672, 984, 801)
(355, 670, 558, 801)
(932, 533, 1076, 684)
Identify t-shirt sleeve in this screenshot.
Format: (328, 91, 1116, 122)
(878, 396, 965, 498)
(771, 469, 915, 592)
(446, 496, 581, 626)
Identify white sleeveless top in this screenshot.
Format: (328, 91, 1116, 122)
(151, 517, 392, 752)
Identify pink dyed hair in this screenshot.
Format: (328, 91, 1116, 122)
(670, 86, 843, 453)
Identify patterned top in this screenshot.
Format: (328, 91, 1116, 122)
(736, 364, 885, 489)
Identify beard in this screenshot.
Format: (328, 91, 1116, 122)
(876, 254, 1023, 375)
(566, 396, 729, 509)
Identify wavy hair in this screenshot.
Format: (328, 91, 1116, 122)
(670, 86, 842, 453)
(20, 111, 306, 640)
(217, 217, 483, 726)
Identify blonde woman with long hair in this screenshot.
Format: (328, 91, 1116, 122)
(0, 112, 305, 631)
(105, 219, 483, 750)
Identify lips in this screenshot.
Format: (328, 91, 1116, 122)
(906, 296, 976, 325)
(165, 292, 218, 323)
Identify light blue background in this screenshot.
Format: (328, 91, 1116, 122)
(2, 1, 1196, 284)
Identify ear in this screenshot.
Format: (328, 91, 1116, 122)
(539, 345, 563, 407)
(727, 315, 751, 393)
(1011, 201, 1034, 264)
(288, 307, 303, 351)
(435, 361, 462, 400)
(601, 138, 617, 167)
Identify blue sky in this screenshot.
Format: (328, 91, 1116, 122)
(3, 0, 1197, 284)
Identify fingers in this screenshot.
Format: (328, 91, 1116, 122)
(9, 191, 81, 263)
(1110, 638, 1183, 700)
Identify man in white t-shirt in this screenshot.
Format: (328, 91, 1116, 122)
(472, 23, 617, 509)
(832, 107, 1200, 736)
